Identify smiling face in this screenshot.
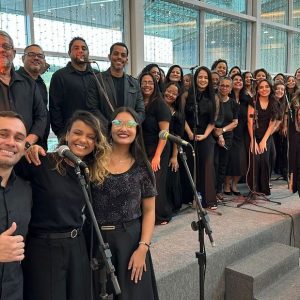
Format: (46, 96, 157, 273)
(232, 75, 243, 91)
(169, 67, 181, 82)
(0, 117, 26, 169)
(196, 69, 209, 91)
(0, 35, 15, 70)
(215, 62, 227, 77)
(68, 39, 89, 65)
(244, 72, 253, 86)
(111, 112, 137, 146)
(164, 84, 179, 106)
(65, 120, 96, 159)
(275, 84, 285, 100)
(109, 44, 128, 72)
(150, 66, 160, 82)
(140, 74, 155, 99)
(255, 71, 267, 81)
(22, 45, 45, 76)
(218, 78, 232, 96)
(287, 76, 296, 89)
(257, 80, 271, 98)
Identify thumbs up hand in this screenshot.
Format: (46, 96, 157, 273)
(0, 222, 25, 262)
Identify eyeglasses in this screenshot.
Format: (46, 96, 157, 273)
(24, 52, 45, 59)
(112, 119, 138, 128)
(165, 91, 178, 97)
(141, 81, 154, 86)
(0, 43, 13, 51)
(219, 84, 231, 89)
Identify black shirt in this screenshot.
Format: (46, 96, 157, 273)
(215, 98, 239, 128)
(49, 62, 97, 137)
(142, 98, 171, 151)
(0, 70, 47, 140)
(92, 163, 156, 225)
(15, 155, 86, 232)
(112, 75, 125, 107)
(17, 67, 50, 150)
(0, 172, 31, 300)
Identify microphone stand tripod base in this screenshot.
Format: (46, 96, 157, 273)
(237, 191, 281, 208)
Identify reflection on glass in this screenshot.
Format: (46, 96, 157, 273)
(293, 0, 300, 27)
(261, 0, 288, 25)
(291, 33, 300, 73)
(204, 13, 247, 70)
(260, 25, 287, 73)
(204, 0, 247, 14)
(33, 0, 124, 56)
(144, 0, 199, 67)
(0, 0, 26, 47)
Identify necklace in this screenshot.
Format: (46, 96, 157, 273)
(111, 156, 132, 164)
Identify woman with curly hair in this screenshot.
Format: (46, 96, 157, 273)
(16, 110, 111, 300)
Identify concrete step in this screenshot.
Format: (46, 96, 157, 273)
(255, 267, 300, 300)
(225, 242, 299, 300)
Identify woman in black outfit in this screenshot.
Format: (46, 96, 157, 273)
(225, 74, 249, 195)
(214, 77, 239, 200)
(183, 66, 217, 209)
(17, 111, 111, 300)
(139, 72, 172, 224)
(165, 64, 184, 91)
(163, 82, 185, 212)
(140, 63, 164, 92)
(92, 107, 158, 300)
(247, 79, 278, 195)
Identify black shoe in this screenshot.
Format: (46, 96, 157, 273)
(224, 191, 232, 195)
(231, 188, 241, 196)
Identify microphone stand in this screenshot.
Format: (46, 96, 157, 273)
(238, 90, 281, 207)
(190, 65, 199, 204)
(177, 144, 215, 300)
(74, 166, 121, 299)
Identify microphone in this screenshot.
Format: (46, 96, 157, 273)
(159, 130, 191, 147)
(189, 65, 198, 71)
(56, 145, 89, 170)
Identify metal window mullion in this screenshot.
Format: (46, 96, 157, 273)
(24, 0, 34, 45)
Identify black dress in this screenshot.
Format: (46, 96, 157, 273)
(226, 93, 250, 176)
(166, 110, 185, 212)
(214, 98, 239, 193)
(92, 163, 158, 300)
(185, 90, 216, 208)
(15, 155, 91, 300)
(143, 98, 172, 223)
(247, 98, 277, 195)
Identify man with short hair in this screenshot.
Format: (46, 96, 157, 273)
(49, 37, 97, 138)
(87, 42, 145, 129)
(0, 31, 47, 149)
(17, 44, 50, 150)
(0, 111, 32, 300)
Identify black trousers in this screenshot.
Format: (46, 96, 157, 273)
(23, 234, 91, 300)
(93, 220, 158, 300)
(247, 138, 272, 195)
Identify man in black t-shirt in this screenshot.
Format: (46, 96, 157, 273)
(87, 42, 145, 130)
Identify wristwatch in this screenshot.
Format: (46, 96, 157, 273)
(24, 141, 31, 150)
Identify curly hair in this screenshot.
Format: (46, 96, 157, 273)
(51, 110, 111, 185)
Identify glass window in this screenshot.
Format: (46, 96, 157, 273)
(33, 0, 124, 56)
(203, 0, 247, 14)
(291, 33, 300, 73)
(204, 13, 247, 70)
(293, 0, 300, 27)
(144, 0, 199, 68)
(0, 0, 26, 48)
(260, 25, 287, 73)
(261, 0, 288, 25)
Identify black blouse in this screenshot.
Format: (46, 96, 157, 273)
(92, 163, 156, 225)
(215, 97, 239, 128)
(15, 155, 86, 232)
(142, 98, 171, 147)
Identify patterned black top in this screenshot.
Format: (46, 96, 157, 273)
(92, 163, 156, 225)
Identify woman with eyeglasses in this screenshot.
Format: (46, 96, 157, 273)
(92, 107, 158, 300)
(139, 72, 172, 225)
(214, 77, 239, 202)
(247, 79, 278, 195)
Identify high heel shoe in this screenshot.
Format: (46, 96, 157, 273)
(231, 188, 241, 196)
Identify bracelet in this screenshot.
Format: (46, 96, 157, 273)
(139, 241, 151, 248)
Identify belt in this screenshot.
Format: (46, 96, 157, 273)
(100, 218, 140, 231)
(29, 228, 81, 239)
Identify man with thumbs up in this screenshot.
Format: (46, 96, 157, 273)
(0, 111, 32, 300)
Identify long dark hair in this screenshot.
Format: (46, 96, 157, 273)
(211, 59, 228, 76)
(139, 72, 162, 109)
(163, 81, 183, 113)
(108, 107, 154, 183)
(230, 73, 246, 100)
